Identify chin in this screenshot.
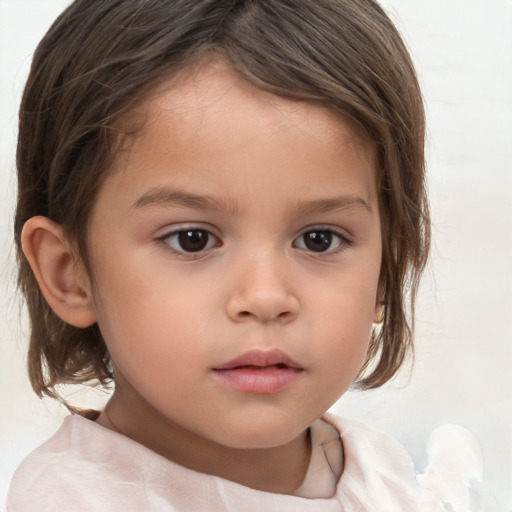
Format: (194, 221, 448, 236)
(220, 433, 299, 450)
(212, 415, 307, 450)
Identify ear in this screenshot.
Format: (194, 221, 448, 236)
(373, 302, 384, 324)
(21, 216, 97, 328)
(373, 279, 385, 324)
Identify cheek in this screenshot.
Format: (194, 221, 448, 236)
(91, 260, 214, 375)
(304, 270, 379, 376)
(313, 305, 372, 372)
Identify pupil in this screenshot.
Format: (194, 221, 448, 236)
(178, 230, 208, 252)
(305, 231, 332, 252)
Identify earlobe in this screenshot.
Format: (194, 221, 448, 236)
(373, 303, 385, 324)
(374, 281, 385, 325)
(21, 216, 97, 328)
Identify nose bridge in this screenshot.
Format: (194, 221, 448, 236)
(225, 244, 299, 324)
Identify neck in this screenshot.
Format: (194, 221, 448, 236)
(98, 380, 312, 494)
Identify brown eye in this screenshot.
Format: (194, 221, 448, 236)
(165, 229, 217, 253)
(303, 231, 333, 252)
(178, 230, 209, 252)
(294, 229, 346, 253)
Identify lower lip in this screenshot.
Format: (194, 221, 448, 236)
(212, 366, 302, 394)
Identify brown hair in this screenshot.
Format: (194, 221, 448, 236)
(15, 0, 429, 406)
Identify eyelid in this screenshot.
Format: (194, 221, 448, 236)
(156, 223, 222, 257)
(293, 225, 353, 254)
(155, 222, 221, 238)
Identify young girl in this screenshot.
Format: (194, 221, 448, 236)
(7, 0, 482, 510)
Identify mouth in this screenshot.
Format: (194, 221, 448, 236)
(211, 349, 304, 394)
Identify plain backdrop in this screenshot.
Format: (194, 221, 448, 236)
(1, 1, 511, 511)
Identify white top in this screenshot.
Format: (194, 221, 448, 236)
(7, 413, 483, 511)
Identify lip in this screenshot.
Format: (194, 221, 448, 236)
(211, 349, 304, 394)
(213, 348, 302, 370)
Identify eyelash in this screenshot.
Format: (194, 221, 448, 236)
(159, 228, 221, 257)
(293, 227, 352, 256)
(158, 226, 352, 258)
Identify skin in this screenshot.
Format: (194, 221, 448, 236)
(26, 61, 383, 494)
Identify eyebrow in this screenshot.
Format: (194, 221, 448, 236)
(132, 187, 239, 214)
(294, 196, 372, 215)
(132, 186, 372, 215)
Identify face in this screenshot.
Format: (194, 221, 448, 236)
(86, 61, 382, 451)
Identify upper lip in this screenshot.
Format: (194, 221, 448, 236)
(213, 348, 303, 370)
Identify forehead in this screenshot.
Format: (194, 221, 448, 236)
(103, 60, 378, 214)
(116, 60, 374, 165)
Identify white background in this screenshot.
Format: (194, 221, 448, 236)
(1, 1, 511, 510)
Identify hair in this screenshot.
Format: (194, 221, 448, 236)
(14, 0, 429, 408)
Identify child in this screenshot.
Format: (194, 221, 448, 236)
(7, 0, 482, 510)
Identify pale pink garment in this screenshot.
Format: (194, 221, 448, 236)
(7, 413, 482, 511)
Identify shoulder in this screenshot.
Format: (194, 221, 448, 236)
(324, 413, 422, 509)
(323, 413, 484, 512)
(324, 412, 418, 472)
(6, 415, 153, 511)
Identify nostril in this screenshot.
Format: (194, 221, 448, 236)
(238, 310, 291, 320)
(227, 293, 300, 323)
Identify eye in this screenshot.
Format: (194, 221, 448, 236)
(294, 229, 347, 253)
(164, 229, 219, 253)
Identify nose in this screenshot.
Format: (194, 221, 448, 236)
(225, 253, 300, 325)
